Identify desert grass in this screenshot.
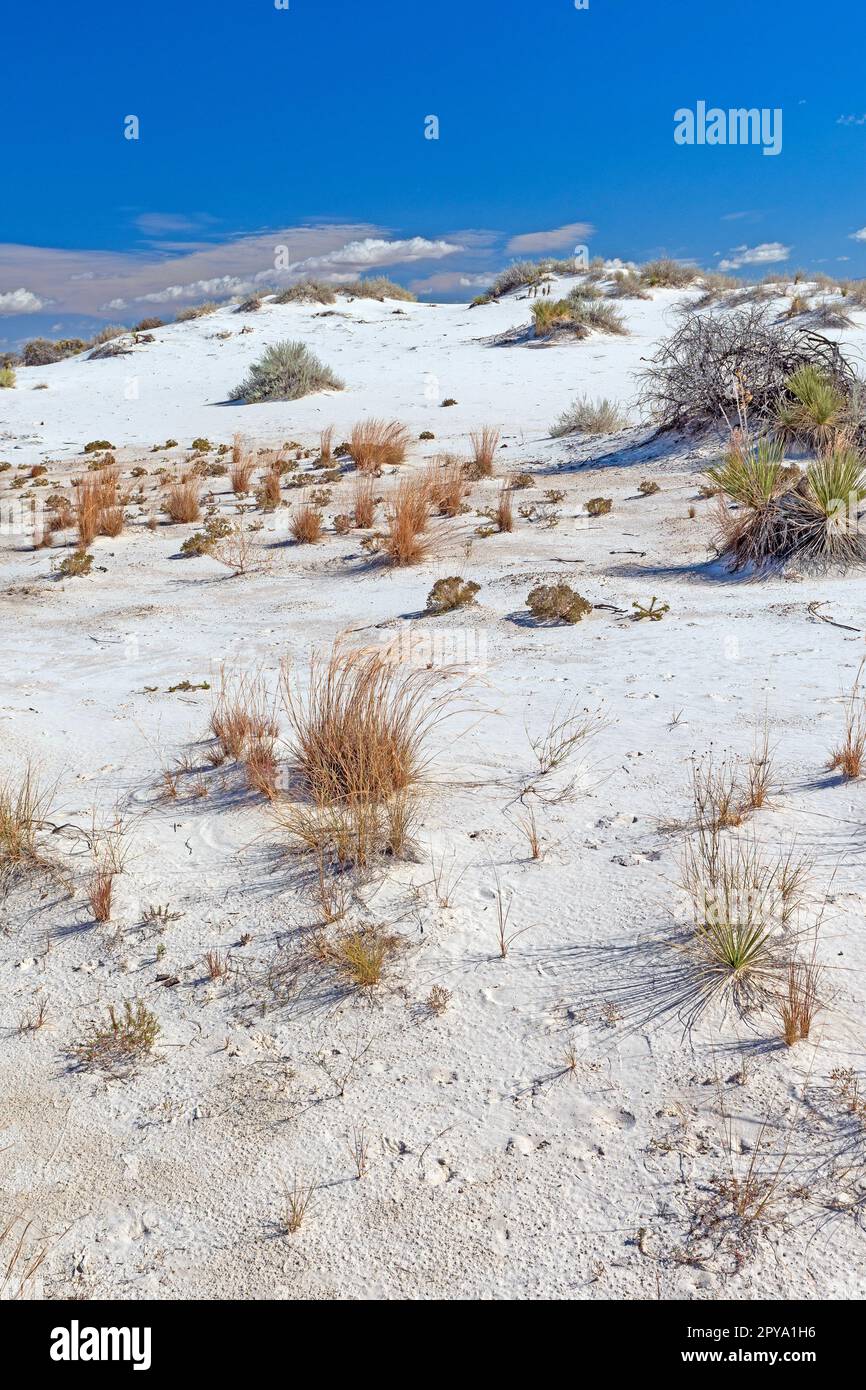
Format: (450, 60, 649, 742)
(352, 473, 376, 528)
(382, 474, 431, 565)
(87, 865, 114, 922)
(550, 396, 626, 437)
(494, 482, 514, 532)
(528, 701, 605, 775)
(426, 456, 466, 516)
(290, 495, 324, 543)
(281, 643, 452, 807)
(71, 999, 159, 1073)
(282, 1177, 315, 1235)
(677, 829, 808, 1020)
(230, 451, 255, 495)
(242, 735, 280, 800)
(829, 661, 866, 778)
(319, 426, 334, 464)
(0, 762, 54, 871)
(776, 364, 847, 449)
(258, 466, 282, 509)
(349, 418, 410, 473)
(469, 426, 500, 477)
(211, 666, 278, 762)
(0, 1216, 49, 1301)
(165, 479, 201, 524)
(777, 957, 823, 1045)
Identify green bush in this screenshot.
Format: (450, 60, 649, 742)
(427, 576, 480, 612)
(0, 366, 15, 388)
(527, 583, 591, 624)
(230, 339, 344, 403)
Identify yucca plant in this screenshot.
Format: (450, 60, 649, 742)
(777, 365, 847, 447)
(706, 435, 787, 509)
(805, 446, 866, 518)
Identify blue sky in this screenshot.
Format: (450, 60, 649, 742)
(3, 0, 866, 345)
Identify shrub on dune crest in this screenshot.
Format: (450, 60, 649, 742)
(231, 340, 343, 403)
(339, 277, 416, 302)
(274, 280, 337, 305)
(640, 258, 698, 289)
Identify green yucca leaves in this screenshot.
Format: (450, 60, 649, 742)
(706, 437, 787, 508)
(806, 448, 866, 519)
(785, 365, 846, 427)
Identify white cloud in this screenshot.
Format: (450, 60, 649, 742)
(0, 287, 46, 315)
(718, 241, 791, 271)
(292, 236, 461, 274)
(506, 222, 594, 254)
(850, 227, 866, 242)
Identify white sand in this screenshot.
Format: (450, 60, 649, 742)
(2, 283, 866, 1300)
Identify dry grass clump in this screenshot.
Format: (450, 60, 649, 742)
(550, 396, 626, 437)
(210, 666, 278, 762)
(339, 276, 416, 302)
(585, 496, 613, 516)
(281, 644, 449, 807)
(349, 419, 410, 473)
(469, 426, 500, 477)
(258, 464, 282, 510)
(382, 474, 431, 565)
(532, 294, 626, 339)
(230, 451, 255, 495)
(290, 495, 325, 543)
(608, 270, 651, 300)
(526, 583, 592, 625)
(275, 280, 336, 305)
(352, 474, 376, 528)
(276, 644, 453, 871)
(165, 479, 201, 524)
(426, 456, 467, 516)
(70, 999, 159, 1073)
(0, 762, 54, 871)
(828, 662, 866, 778)
(331, 923, 401, 989)
(74, 471, 119, 546)
(777, 957, 823, 1045)
(87, 865, 114, 922)
(495, 481, 514, 532)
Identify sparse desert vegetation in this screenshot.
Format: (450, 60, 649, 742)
(3, 250, 865, 1309)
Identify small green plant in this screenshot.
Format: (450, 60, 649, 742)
(527, 583, 592, 625)
(0, 366, 16, 388)
(191, 437, 211, 452)
(427, 576, 480, 612)
(71, 1000, 160, 1073)
(84, 439, 113, 453)
(57, 550, 93, 577)
(585, 497, 613, 517)
(632, 597, 669, 621)
(180, 516, 233, 556)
